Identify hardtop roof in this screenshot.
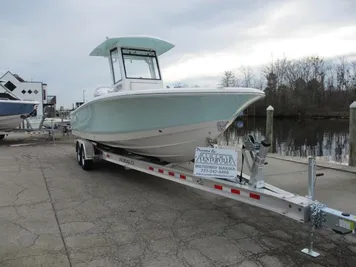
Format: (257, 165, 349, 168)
(89, 35, 175, 57)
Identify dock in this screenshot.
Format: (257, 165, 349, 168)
(0, 136, 355, 267)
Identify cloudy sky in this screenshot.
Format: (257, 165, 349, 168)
(1, 0, 356, 108)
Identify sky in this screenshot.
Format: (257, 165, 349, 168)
(1, 0, 356, 108)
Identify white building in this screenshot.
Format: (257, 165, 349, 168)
(0, 71, 56, 119)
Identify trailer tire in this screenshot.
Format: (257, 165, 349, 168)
(76, 143, 82, 166)
(0, 135, 5, 140)
(80, 144, 93, 171)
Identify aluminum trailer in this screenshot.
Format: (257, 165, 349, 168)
(74, 135, 356, 258)
(0, 115, 54, 140)
(0, 129, 52, 139)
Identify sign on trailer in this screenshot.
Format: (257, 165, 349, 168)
(193, 147, 238, 179)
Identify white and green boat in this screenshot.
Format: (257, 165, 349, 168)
(70, 36, 265, 163)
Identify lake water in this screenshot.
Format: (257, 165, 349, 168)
(217, 117, 350, 165)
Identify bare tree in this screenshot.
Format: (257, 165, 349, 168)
(239, 66, 255, 87)
(173, 82, 187, 88)
(219, 53, 355, 118)
(253, 71, 265, 90)
(262, 56, 289, 88)
(336, 56, 349, 90)
(309, 56, 326, 84)
(351, 61, 356, 89)
(324, 64, 335, 90)
(220, 71, 236, 87)
(234, 77, 243, 87)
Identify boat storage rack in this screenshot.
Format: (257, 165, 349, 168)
(75, 135, 356, 258)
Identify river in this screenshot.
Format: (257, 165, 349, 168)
(217, 117, 350, 165)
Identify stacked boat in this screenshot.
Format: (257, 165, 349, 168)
(70, 36, 265, 163)
(0, 81, 38, 139)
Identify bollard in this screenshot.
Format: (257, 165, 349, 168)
(349, 101, 356, 166)
(266, 105, 274, 152)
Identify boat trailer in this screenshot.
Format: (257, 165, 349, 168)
(74, 135, 356, 258)
(0, 115, 61, 140)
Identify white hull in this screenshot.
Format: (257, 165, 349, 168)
(73, 120, 227, 163)
(0, 115, 24, 132)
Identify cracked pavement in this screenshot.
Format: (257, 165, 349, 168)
(0, 139, 355, 266)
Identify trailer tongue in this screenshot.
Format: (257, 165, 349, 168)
(74, 135, 356, 258)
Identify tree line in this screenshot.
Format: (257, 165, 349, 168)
(220, 56, 356, 118)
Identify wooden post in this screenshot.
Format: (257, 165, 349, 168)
(266, 105, 274, 151)
(349, 101, 356, 166)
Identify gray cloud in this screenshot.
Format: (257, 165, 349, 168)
(0, 0, 355, 107)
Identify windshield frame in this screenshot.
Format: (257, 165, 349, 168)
(121, 48, 162, 80)
(109, 47, 123, 84)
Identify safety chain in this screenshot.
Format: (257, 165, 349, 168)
(310, 201, 327, 229)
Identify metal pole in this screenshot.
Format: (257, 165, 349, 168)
(349, 101, 356, 166)
(52, 119, 55, 145)
(302, 156, 320, 258)
(307, 156, 315, 200)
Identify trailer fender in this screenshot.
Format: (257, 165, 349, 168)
(75, 139, 95, 160)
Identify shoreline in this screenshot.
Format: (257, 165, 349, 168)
(267, 153, 356, 174)
(242, 114, 350, 120)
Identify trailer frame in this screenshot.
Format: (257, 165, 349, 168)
(74, 135, 356, 258)
(0, 115, 55, 140)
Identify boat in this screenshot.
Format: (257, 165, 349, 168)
(70, 36, 265, 163)
(0, 81, 39, 136)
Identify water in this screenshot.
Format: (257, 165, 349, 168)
(218, 117, 350, 165)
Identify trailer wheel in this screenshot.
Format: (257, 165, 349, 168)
(80, 144, 93, 171)
(0, 135, 5, 140)
(76, 143, 82, 166)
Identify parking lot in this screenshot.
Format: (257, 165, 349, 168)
(0, 138, 355, 267)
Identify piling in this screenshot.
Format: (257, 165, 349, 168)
(349, 101, 356, 166)
(266, 105, 274, 151)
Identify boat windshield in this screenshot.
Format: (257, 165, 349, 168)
(121, 48, 161, 80)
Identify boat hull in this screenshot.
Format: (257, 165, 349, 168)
(0, 100, 38, 132)
(0, 114, 26, 132)
(74, 120, 230, 162)
(71, 88, 264, 162)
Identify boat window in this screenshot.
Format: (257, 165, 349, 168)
(121, 48, 161, 80)
(110, 48, 122, 84)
